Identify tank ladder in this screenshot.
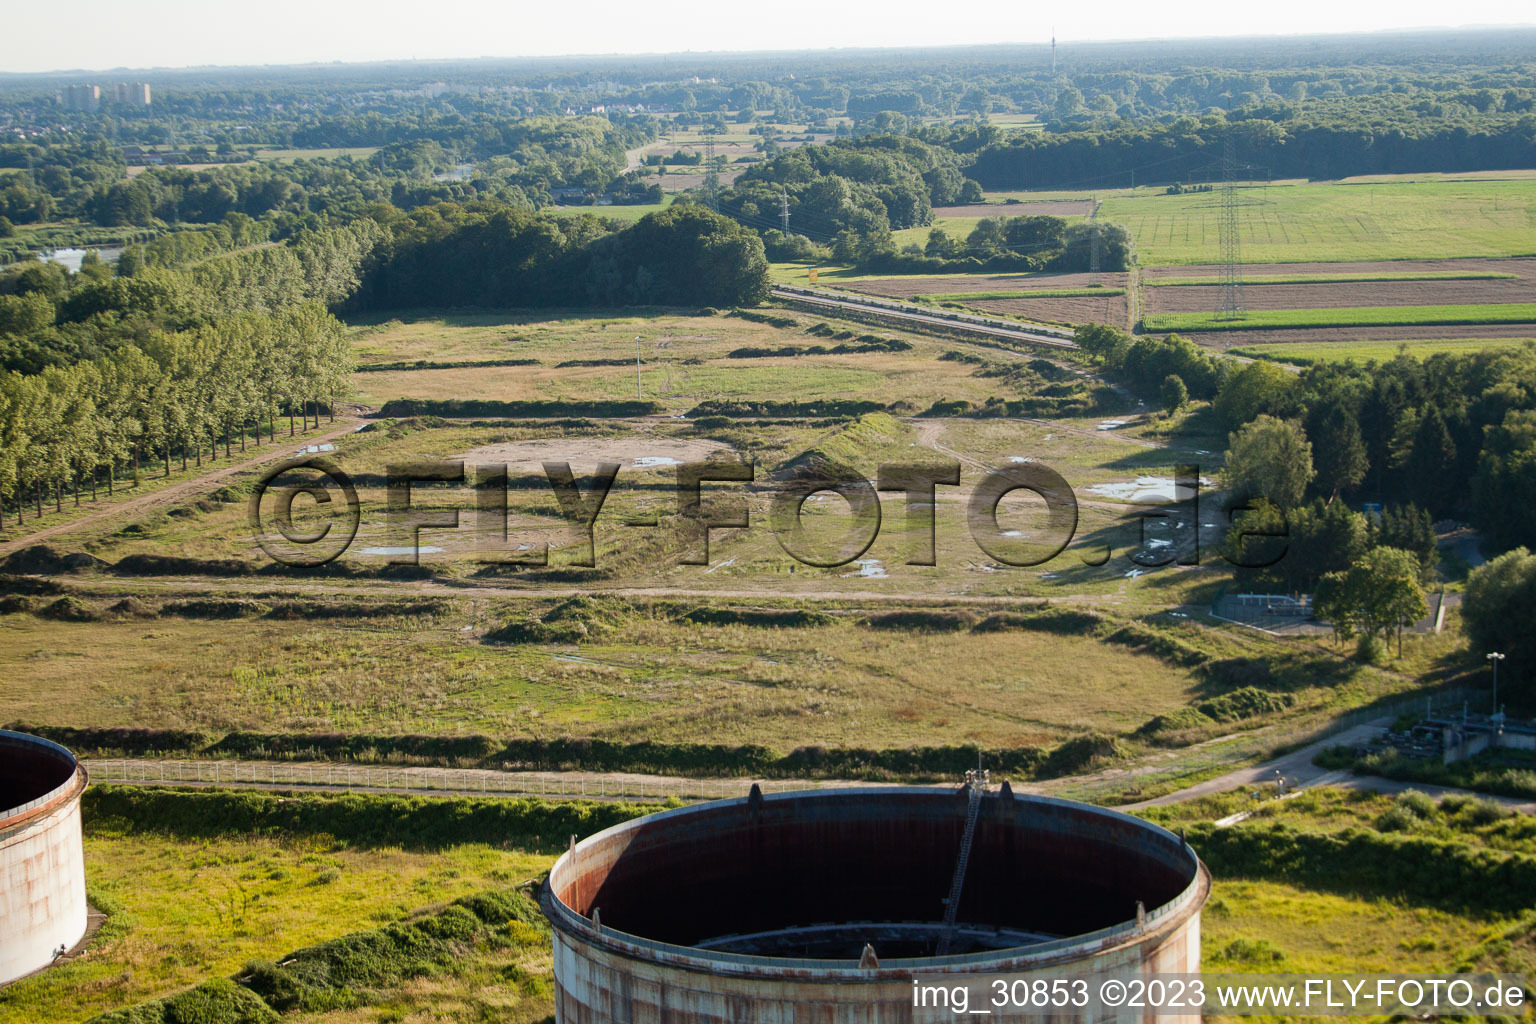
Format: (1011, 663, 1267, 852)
(936, 771, 987, 956)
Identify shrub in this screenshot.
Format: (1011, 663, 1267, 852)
(863, 610, 976, 632)
(1356, 634, 1387, 663)
(38, 596, 99, 621)
(681, 607, 833, 628)
(483, 596, 633, 644)
(1103, 623, 1208, 667)
(161, 979, 278, 1024)
(112, 554, 252, 577)
(1200, 658, 1275, 691)
(1195, 687, 1293, 723)
(971, 609, 1102, 635)
(161, 599, 266, 619)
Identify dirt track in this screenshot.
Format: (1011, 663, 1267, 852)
(0, 416, 364, 558)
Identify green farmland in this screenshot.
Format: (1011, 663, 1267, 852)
(1231, 337, 1536, 365)
(1143, 303, 1536, 333)
(1103, 178, 1536, 265)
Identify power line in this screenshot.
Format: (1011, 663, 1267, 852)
(1217, 137, 1246, 321)
(1088, 194, 1102, 275)
(703, 128, 720, 213)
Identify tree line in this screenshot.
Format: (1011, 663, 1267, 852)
(350, 201, 769, 311)
(0, 304, 349, 520)
(1077, 324, 1536, 540)
(0, 222, 382, 519)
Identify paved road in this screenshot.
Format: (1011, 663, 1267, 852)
(1122, 719, 1536, 814)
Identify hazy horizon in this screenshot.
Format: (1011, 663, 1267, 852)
(4, 0, 1535, 77)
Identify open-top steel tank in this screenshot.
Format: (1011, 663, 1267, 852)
(0, 730, 89, 985)
(541, 784, 1209, 1023)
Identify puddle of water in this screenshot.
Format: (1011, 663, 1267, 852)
(1097, 420, 1128, 430)
(554, 654, 599, 665)
(704, 557, 736, 575)
(1084, 476, 1213, 502)
(359, 545, 445, 555)
(633, 456, 683, 468)
(1039, 571, 1058, 579)
(1124, 568, 1145, 578)
(1008, 456, 1035, 464)
(842, 558, 888, 579)
(1001, 529, 1024, 538)
(39, 246, 123, 272)
(295, 443, 337, 454)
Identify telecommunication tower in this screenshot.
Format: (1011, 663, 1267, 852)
(779, 188, 790, 234)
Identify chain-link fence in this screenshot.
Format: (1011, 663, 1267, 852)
(84, 688, 1479, 807)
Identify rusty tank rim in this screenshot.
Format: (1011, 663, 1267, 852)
(0, 730, 89, 834)
(541, 786, 1209, 978)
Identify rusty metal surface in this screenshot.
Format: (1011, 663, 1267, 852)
(0, 733, 90, 986)
(540, 787, 1208, 1023)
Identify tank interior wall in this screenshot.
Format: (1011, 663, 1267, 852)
(552, 790, 1197, 948)
(551, 915, 1202, 1024)
(545, 790, 1207, 1024)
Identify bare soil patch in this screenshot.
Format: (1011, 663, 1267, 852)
(965, 294, 1130, 326)
(1145, 278, 1534, 314)
(455, 436, 734, 471)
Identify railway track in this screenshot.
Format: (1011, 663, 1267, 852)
(770, 285, 1079, 350)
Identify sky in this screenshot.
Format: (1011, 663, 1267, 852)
(4, 0, 1535, 74)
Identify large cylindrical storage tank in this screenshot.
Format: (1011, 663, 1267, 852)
(541, 786, 1209, 1024)
(0, 730, 90, 985)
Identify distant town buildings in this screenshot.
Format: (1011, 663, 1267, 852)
(113, 82, 152, 106)
(64, 85, 99, 111)
(62, 82, 151, 111)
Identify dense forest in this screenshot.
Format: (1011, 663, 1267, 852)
(1075, 323, 1536, 556)
(0, 199, 768, 518)
(4, 31, 1536, 262)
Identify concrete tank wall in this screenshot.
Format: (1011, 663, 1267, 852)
(0, 730, 90, 986)
(541, 786, 1208, 1024)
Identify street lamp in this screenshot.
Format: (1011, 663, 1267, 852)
(1487, 651, 1506, 719)
(634, 335, 642, 399)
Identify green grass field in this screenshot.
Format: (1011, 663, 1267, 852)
(253, 146, 381, 161)
(549, 197, 674, 221)
(911, 176, 1536, 266)
(1149, 271, 1519, 287)
(0, 829, 546, 1024)
(1104, 178, 1536, 265)
(1231, 337, 1536, 365)
(1144, 303, 1536, 333)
